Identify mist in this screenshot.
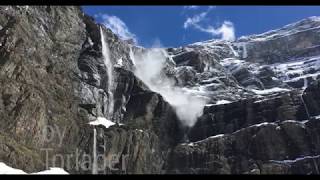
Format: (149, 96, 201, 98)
(131, 48, 207, 127)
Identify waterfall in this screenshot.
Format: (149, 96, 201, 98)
(90, 27, 115, 174)
(129, 46, 136, 66)
(227, 43, 239, 57)
(234, 42, 248, 59)
(242, 43, 248, 59)
(92, 128, 97, 174)
(301, 77, 311, 119)
(303, 76, 308, 89)
(100, 27, 114, 120)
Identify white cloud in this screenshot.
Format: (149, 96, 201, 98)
(97, 14, 137, 44)
(200, 21, 235, 41)
(183, 8, 236, 41)
(183, 11, 208, 29)
(183, 6, 199, 10)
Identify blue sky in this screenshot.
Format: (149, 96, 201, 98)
(82, 6, 320, 47)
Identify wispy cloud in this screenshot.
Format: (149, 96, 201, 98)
(183, 11, 209, 29)
(194, 21, 235, 41)
(96, 14, 138, 44)
(183, 7, 235, 41)
(183, 6, 200, 10)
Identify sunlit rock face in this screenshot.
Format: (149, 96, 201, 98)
(0, 6, 319, 174)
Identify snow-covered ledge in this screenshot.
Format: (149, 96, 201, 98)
(0, 162, 69, 175)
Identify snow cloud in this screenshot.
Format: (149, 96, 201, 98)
(131, 48, 207, 127)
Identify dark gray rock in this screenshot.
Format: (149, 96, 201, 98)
(167, 119, 320, 174)
(0, 6, 320, 175)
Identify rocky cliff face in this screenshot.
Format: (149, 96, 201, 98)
(0, 6, 319, 174)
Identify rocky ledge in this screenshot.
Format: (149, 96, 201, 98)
(0, 6, 319, 174)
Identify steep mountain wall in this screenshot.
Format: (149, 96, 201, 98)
(0, 6, 319, 174)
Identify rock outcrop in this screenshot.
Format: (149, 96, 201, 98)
(0, 6, 319, 174)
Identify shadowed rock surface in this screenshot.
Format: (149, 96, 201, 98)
(0, 6, 319, 174)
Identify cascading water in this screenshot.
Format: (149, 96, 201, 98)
(92, 128, 97, 174)
(129, 46, 136, 66)
(301, 77, 311, 119)
(303, 76, 308, 89)
(90, 27, 115, 174)
(100, 27, 114, 120)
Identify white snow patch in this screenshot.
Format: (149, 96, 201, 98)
(89, 117, 115, 128)
(216, 100, 232, 105)
(193, 134, 225, 144)
(88, 37, 94, 46)
(281, 120, 306, 128)
(0, 163, 27, 174)
(187, 142, 195, 146)
(250, 122, 277, 128)
(251, 87, 291, 95)
(269, 55, 320, 83)
(287, 73, 320, 83)
(136, 129, 144, 133)
(270, 155, 320, 164)
(0, 162, 69, 174)
(32, 168, 69, 175)
(209, 134, 225, 139)
(220, 58, 245, 67)
(115, 57, 124, 68)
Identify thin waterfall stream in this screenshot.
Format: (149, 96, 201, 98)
(91, 26, 115, 174)
(301, 77, 311, 119)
